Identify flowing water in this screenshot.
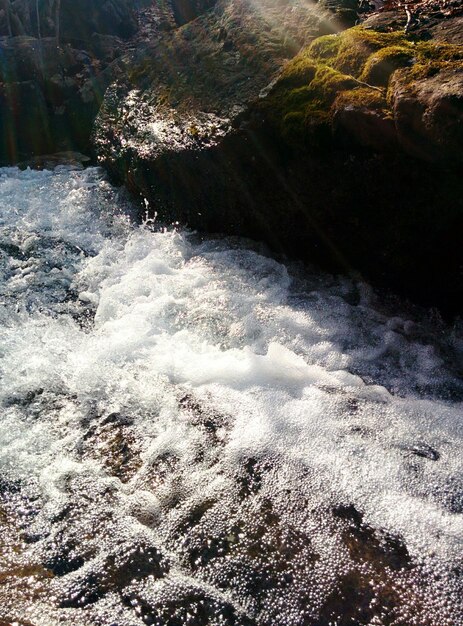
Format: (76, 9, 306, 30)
(0, 166, 462, 626)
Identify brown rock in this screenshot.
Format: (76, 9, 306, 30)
(429, 15, 463, 45)
(391, 66, 463, 162)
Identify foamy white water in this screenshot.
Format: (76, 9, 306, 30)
(0, 167, 462, 625)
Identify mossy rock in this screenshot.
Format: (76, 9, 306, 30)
(282, 108, 331, 147)
(259, 26, 463, 148)
(308, 34, 343, 62)
(309, 28, 407, 76)
(277, 58, 317, 89)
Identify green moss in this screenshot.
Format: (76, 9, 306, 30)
(281, 109, 331, 147)
(310, 66, 358, 102)
(308, 34, 342, 61)
(278, 57, 317, 89)
(284, 86, 315, 108)
(409, 60, 457, 80)
(360, 46, 415, 86)
(334, 87, 389, 115)
(416, 41, 463, 62)
(281, 111, 305, 140)
(259, 25, 463, 147)
(330, 28, 407, 76)
(384, 41, 463, 102)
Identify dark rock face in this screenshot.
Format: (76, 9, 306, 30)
(0, 0, 143, 163)
(170, 0, 218, 26)
(58, 0, 137, 44)
(0, 37, 112, 163)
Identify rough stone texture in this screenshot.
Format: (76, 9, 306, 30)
(0, 1, 143, 164)
(58, 0, 137, 42)
(94, 0, 336, 166)
(431, 15, 463, 44)
(0, 37, 113, 163)
(362, 3, 463, 39)
(361, 9, 407, 32)
(391, 66, 463, 162)
(332, 104, 398, 150)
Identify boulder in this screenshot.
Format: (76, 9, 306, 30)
(93, 0, 345, 245)
(94, 18, 463, 313)
(94, 0, 337, 168)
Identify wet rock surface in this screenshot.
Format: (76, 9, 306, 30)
(1, 406, 462, 625)
(0, 0, 143, 164)
(94, 0, 336, 162)
(391, 65, 463, 162)
(0, 35, 112, 163)
(0, 0, 138, 41)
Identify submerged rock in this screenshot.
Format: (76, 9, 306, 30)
(16, 151, 91, 170)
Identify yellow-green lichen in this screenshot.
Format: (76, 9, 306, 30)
(313, 27, 407, 77)
(416, 41, 463, 62)
(278, 56, 317, 89)
(282, 109, 331, 145)
(308, 34, 342, 62)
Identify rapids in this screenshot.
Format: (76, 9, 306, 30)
(0, 166, 462, 625)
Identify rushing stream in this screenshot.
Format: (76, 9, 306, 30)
(0, 166, 462, 625)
